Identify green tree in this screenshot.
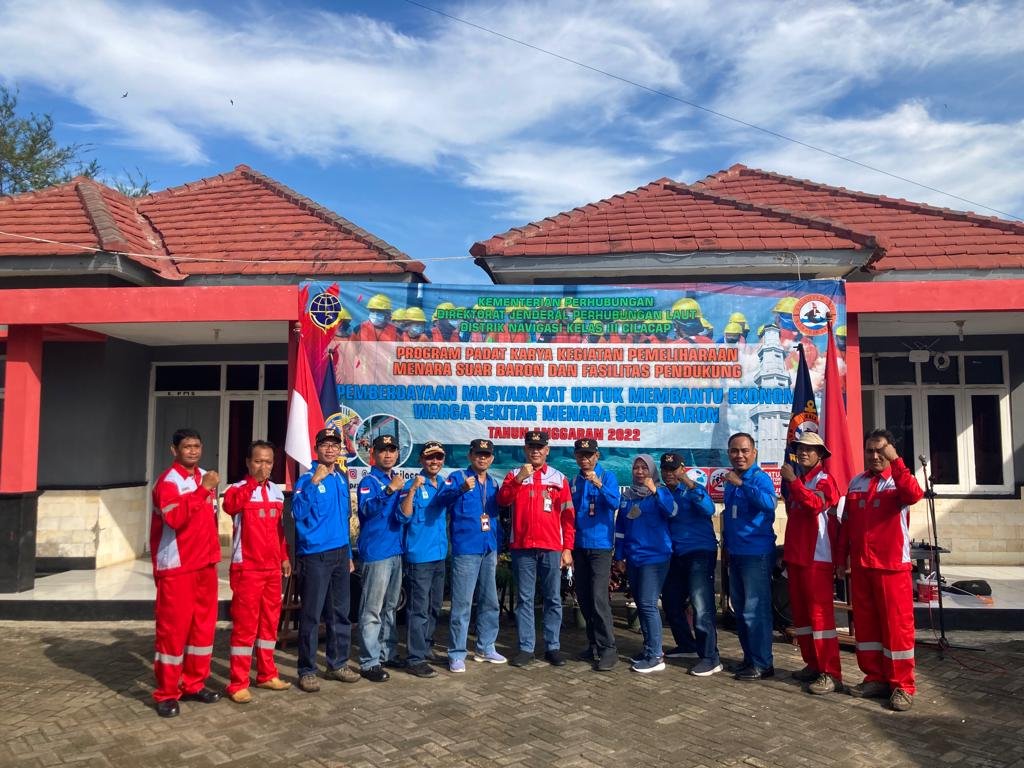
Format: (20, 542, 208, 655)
(0, 85, 101, 196)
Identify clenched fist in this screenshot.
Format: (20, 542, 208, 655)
(311, 464, 331, 485)
(724, 470, 743, 487)
(516, 464, 534, 482)
(461, 475, 477, 492)
(201, 470, 220, 491)
(780, 463, 797, 483)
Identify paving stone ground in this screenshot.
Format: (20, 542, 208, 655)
(1, 609, 1022, 768)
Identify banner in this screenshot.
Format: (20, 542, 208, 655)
(296, 280, 846, 495)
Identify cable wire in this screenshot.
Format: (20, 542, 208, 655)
(403, 0, 1022, 222)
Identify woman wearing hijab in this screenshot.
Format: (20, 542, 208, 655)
(613, 454, 676, 673)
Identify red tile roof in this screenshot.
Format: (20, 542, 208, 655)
(474, 164, 1024, 273)
(696, 165, 1024, 272)
(0, 165, 423, 281)
(471, 179, 870, 260)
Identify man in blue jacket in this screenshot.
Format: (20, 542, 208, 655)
(356, 434, 406, 682)
(291, 427, 361, 692)
(435, 438, 505, 673)
(722, 432, 779, 681)
(398, 441, 449, 679)
(570, 438, 621, 671)
(660, 452, 722, 677)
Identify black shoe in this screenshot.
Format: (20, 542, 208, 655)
(406, 662, 438, 679)
(510, 651, 535, 667)
(383, 657, 407, 670)
(734, 666, 775, 681)
(544, 650, 566, 667)
(595, 650, 618, 672)
(180, 687, 221, 704)
(360, 665, 391, 682)
(156, 699, 180, 718)
(576, 648, 596, 663)
(425, 649, 448, 664)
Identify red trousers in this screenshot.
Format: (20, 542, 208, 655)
(227, 568, 283, 693)
(153, 564, 219, 702)
(787, 563, 842, 679)
(851, 567, 916, 694)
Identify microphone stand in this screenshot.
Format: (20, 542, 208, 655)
(917, 455, 983, 655)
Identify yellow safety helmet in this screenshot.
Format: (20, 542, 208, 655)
(337, 304, 352, 321)
(392, 308, 407, 323)
(757, 324, 767, 338)
(433, 301, 457, 320)
(701, 318, 713, 331)
(671, 297, 702, 317)
(728, 311, 749, 331)
(366, 293, 392, 311)
(772, 297, 798, 315)
(836, 325, 847, 338)
(405, 306, 427, 323)
(724, 321, 743, 335)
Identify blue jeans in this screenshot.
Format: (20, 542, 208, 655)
(662, 550, 720, 664)
(405, 559, 446, 664)
(448, 551, 500, 661)
(358, 555, 402, 669)
(512, 548, 562, 653)
(627, 559, 670, 661)
(297, 546, 351, 677)
(728, 552, 774, 670)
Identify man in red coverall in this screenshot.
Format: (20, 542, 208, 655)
(780, 432, 842, 695)
(222, 440, 292, 703)
(498, 430, 575, 668)
(837, 429, 924, 712)
(150, 428, 222, 718)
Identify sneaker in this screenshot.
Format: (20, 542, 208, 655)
(664, 646, 699, 659)
(360, 665, 390, 683)
(298, 674, 320, 693)
(449, 659, 466, 673)
(324, 665, 361, 684)
(849, 680, 890, 699)
(631, 657, 666, 674)
(625, 599, 637, 609)
(256, 677, 290, 691)
(889, 688, 914, 712)
(689, 658, 724, 677)
(227, 688, 252, 704)
(510, 651, 535, 668)
(544, 650, 566, 667)
(630, 652, 646, 664)
(473, 650, 508, 664)
(791, 665, 818, 682)
(407, 662, 438, 679)
(808, 673, 841, 695)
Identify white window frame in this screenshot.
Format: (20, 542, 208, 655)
(862, 351, 1013, 495)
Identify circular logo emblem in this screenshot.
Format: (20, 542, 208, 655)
(309, 292, 342, 331)
(708, 468, 730, 501)
(685, 467, 708, 488)
(793, 294, 836, 336)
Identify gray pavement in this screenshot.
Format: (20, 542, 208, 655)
(1, 614, 1022, 768)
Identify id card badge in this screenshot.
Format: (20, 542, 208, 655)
(480, 513, 491, 532)
(421, 487, 429, 500)
(543, 495, 553, 513)
(731, 504, 738, 520)
(588, 501, 596, 517)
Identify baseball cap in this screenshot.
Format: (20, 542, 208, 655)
(469, 438, 494, 454)
(372, 434, 399, 451)
(420, 440, 446, 458)
(574, 438, 599, 454)
(315, 427, 343, 445)
(791, 431, 832, 458)
(660, 452, 683, 471)
(524, 430, 549, 446)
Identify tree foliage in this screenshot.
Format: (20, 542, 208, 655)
(0, 85, 101, 196)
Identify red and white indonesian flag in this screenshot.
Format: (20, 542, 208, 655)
(285, 342, 325, 472)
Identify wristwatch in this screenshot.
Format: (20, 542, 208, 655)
(384, 486, 395, 496)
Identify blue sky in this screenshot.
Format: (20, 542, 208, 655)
(2, 0, 1022, 284)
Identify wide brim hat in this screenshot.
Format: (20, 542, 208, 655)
(791, 431, 831, 458)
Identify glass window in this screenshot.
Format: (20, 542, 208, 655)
(226, 400, 255, 482)
(860, 356, 874, 386)
(264, 364, 288, 391)
(920, 354, 960, 385)
(926, 394, 959, 485)
(877, 357, 916, 385)
(971, 395, 1004, 485)
(965, 356, 1004, 385)
(154, 365, 220, 391)
(883, 395, 915, 465)
(226, 364, 259, 390)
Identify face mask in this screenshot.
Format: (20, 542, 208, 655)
(369, 311, 388, 328)
(725, 335, 739, 344)
(337, 321, 351, 336)
(408, 323, 425, 336)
